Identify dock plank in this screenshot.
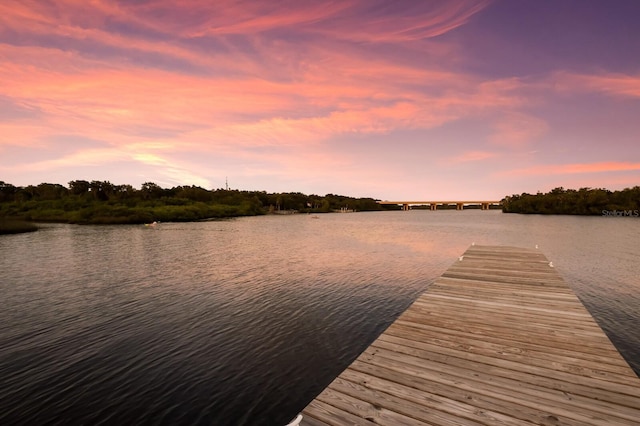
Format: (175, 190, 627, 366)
(299, 245, 640, 425)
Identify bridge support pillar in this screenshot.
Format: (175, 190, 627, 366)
(377, 201, 500, 211)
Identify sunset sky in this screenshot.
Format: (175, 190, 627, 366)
(1, 0, 639, 200)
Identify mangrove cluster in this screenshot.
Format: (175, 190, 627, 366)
(0, 180, 389, 226)
(501, 187, 640, 215)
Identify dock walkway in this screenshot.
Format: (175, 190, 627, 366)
(299, 245, 640, 425)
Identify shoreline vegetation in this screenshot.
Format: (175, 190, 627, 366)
(0, 219, 39, 235)
(0, 180, 393, 230)
(502, 187, 640, 215)
(2, 181, 638, 234)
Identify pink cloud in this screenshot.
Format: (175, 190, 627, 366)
(0, 123, 51, 152)
(0, 0, 510, 140)
(448, 150, 498, 163)
(500, 162, 640, 177)
(5, 0, 573, 196)
(489, 112, 549, 148)
(0, 0, 491, 43)
(119, 0, 492, 42)
(304, 0, 492, 43)
(553, 71, 640, 98)
(0, 35, 530, 153)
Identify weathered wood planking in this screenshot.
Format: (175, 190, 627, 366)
(300, 245, 640, 425)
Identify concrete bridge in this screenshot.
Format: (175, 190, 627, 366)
(378, 200, 502, 211)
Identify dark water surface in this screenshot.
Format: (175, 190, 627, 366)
(1, 211, 638, 425)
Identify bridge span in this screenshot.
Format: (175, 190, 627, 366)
(378, 200, 502, 211)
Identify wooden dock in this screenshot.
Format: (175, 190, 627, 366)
(299, 245, 640, 425)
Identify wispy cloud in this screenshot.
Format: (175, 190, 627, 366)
(553, 71, 640, 98)
(448, 150, 498, 163)
(121, 0, 492, 42)
(500, 161, 640, 177)
(489, 112, 549, 148)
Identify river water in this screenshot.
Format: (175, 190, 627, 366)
(1, 211, 638, 425)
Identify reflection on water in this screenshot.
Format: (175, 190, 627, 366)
(0, 211, 638, 425)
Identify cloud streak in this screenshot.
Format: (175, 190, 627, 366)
(553, 72, 640, 99)
(501, 162, 640, 177)
(489, 112, 549, 148)
(448, 150, 498, 163)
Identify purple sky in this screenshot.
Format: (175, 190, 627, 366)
(1, 0, 639, 199)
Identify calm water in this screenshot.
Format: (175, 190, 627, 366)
(1, 211, 638, 425)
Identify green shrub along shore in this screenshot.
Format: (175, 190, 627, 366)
(0, 180, 391, 229)
(502, 187, 640, 215)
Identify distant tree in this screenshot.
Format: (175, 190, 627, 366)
(69, 180, 91, 195)
(0, 181, 17, 202)
(113, 184, 136, 200)
(88, 180, 115, 201)
(140, 182, 164, 200)
(176, 185, 213, 202)
(37, 183, 68, 200)
(503, 186, 639, 215)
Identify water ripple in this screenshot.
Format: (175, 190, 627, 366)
(1, 212, 638, 424)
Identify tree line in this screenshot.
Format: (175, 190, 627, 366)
(0, 180, 391, 225)
(4, 180, 636, 226)
(501, 186, 640, 215)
